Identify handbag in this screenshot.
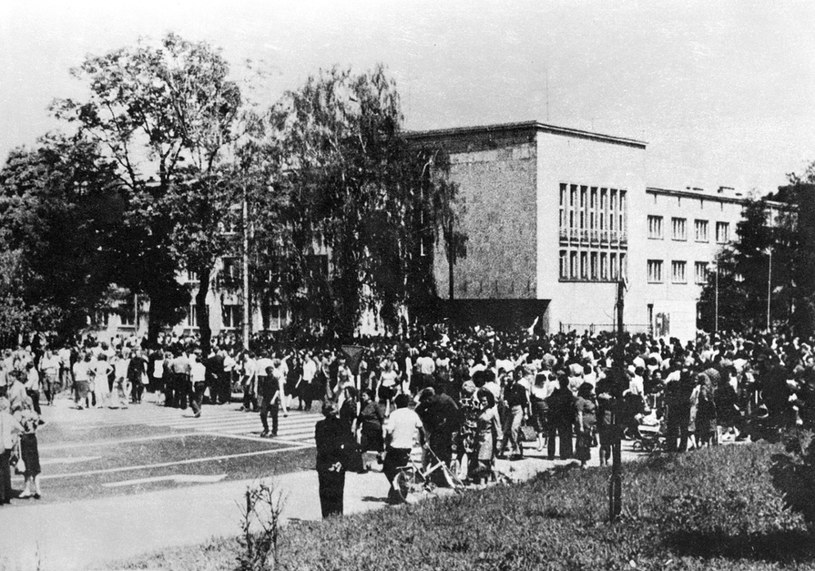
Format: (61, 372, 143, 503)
(10, 442, 25, 475)
(519, 423, 537, 442)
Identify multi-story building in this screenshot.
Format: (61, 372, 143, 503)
(409, 120, 785, 341)
(98, 119, 785, 342)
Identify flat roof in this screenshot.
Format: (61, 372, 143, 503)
(647, 186, 788, 209)
(406, 120, 647, 149)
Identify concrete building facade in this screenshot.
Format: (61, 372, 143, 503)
(411, 120, 783, 341)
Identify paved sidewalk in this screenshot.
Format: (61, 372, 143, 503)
(0, 446, 643, 570)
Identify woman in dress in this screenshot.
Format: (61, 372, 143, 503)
(470, 388, 502, 485)
(0, 397, 23, 505)
(357, 389, 384, 458)
(694, 372, 717, 448)
(529, 373, 549, 452)
(574, 382, 597, 468)
(15, 397, 41, 498)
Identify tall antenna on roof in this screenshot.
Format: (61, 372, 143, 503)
(545, 67, 550, 123)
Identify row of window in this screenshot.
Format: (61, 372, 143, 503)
(559, 249, 628, 282)
(184, 304, 285, 330)
(558, 183, 628, 239)
(647, 260, 711, 284)
(647, 216, 730, 243)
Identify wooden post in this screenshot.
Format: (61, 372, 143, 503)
(609, 280, 624, 522)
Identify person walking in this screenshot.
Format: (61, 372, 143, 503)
(259, 356, 288, 438)
(189, 351, 207, 418)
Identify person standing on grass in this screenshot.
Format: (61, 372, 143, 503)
(315, 400, 349, 518)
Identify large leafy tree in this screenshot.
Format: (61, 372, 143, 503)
(52, 33, 242, 350)
(263, 65, 462, 338)
(0, 134, 123, 341)
(699, 186, 811, 335)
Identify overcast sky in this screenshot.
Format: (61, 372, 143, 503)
(2, 0, 813, 194)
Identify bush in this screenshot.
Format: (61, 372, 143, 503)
(771, 429, 815, 527)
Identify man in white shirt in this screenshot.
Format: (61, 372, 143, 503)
(39, 349, 60, 406)
(301, 352, 317, 411)
(189, 351, 207, 418)
(383, 394, 425, 503)
(257, 354, 287, 438)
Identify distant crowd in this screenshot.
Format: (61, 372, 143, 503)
(1, 325, 814, 512)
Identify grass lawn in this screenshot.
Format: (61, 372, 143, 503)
(14, 434, 316, 503)
(117, 442, 815, 571)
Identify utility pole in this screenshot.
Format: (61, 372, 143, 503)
(241, 184, 250, 351)
(766, 248, 772, 331)
(609, 279, 624, 522)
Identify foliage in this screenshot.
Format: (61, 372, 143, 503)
(699, 195, 800, 334)
(51, 33, 243, 347)
(263, 65, 462, 338)
(120, 444, 814, 571)
(0, 133, 123, 340)
(771, 430, 815, 527)
(236, 480, 287, 571)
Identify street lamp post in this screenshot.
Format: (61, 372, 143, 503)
(766, 248, 772, 332)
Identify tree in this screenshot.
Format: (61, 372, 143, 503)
(264, 65, 462, 338)
(52, 33, 243, 351)
(0, 133, 123, 341)
(699, 186, 812, 335)
(774, 164, 815, 335)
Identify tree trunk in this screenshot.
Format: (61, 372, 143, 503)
(147, 300, 162, 347)
(196, 266, 212, 355)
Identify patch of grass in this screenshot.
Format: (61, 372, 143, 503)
(117, 443, 815, 571)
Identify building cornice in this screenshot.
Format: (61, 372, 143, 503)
(646, 186, 790, 209)
(406, 120, 647, 149)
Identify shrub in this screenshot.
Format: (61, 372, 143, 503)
(771, 429, 815, 527)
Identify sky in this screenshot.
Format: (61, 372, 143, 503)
(1, 0, 814, 194)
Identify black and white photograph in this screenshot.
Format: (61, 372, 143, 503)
(1, 1, 814, 569)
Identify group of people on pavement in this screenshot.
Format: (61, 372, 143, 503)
(2, 324, 814, 516)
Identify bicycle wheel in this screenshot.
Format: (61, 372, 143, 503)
(393, 466, 420, 502)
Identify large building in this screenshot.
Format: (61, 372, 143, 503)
(99, 120, 784, 342)
(410, 120, 785, 341)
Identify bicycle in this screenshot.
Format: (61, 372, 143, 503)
(392, 443, 466, 503)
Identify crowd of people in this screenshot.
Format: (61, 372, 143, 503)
(1, 325, 814, 515)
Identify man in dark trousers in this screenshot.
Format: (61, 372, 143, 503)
(546, 372, 576, 460)
(415, 386, 460, 485)
(315, 400, 349, 518)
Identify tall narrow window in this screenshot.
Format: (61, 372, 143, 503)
(647, 260, 663, 283)
(671, 261, 687, 283)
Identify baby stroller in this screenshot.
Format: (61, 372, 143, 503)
(631, 410, 665, 453)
